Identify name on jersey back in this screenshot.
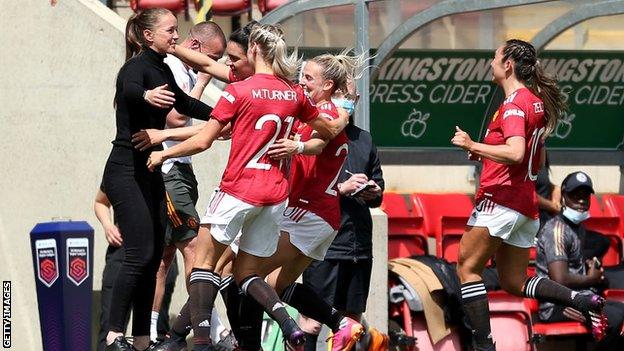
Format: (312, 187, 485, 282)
(251, 89, 297, 101)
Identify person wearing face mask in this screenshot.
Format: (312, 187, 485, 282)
(536, 171, 624, 350)
(299, 80, 385, 350)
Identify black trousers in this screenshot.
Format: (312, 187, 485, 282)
(303, 258, 373, 314)
(97, 246, 179, 351)
(103, 161, 166, 336)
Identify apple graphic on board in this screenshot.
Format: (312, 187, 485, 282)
(401, 108, 430, 139)
(553, 111, 575, 139)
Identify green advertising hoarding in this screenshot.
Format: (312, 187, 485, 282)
(370, 50, 624, 150)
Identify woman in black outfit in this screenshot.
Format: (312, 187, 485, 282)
(102, 8, 212, 351)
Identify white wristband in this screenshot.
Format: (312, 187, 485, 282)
(296, 141, 305, 154)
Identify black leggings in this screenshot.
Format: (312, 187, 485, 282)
(103, 160, 166, 336)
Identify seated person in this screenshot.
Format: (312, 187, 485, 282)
(536, 171, 624, 350)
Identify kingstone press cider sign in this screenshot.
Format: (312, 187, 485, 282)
(370, 50, 624, 149)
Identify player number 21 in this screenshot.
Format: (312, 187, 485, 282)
(246, 114, 295, 170)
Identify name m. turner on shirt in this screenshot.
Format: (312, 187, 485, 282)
(252, 89, 298, 101)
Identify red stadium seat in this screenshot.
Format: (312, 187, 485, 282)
(381, 193, 427, 258)
(257, 0, 289, 15)
(411, 193, 473, 261)
(603, 194, 624, 235)
(409, 313, 463, 351)
(586, 194, 620, 234)
(604, 289, 624, 304)
(210, 0, 251, 16)
(487, 291, 533, 351)
(585, 194, 622, 266)
(131, 0, 187, 13)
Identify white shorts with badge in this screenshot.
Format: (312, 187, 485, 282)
(201, 188, 286, 257)
(279, 206, 338, 261)
(467, 198, 539, 248)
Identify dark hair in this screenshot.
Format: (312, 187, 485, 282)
(229, 20, 258, 53)
(502, 39, 567, 138)
(125, 8, 172, 61)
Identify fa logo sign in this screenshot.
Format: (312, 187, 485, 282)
(533, 102, 544, 113)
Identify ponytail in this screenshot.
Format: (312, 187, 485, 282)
(528, 62, 567, 138)
(503, 39, 567, 138)
(271, 38, 299, 80)
(249, 24, 300, 80)
(124, 8, 172, 61)
(125, 14, 143, 60)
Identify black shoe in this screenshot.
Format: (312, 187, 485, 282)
(583, 294, 608, 341)
(151, 337, 187, 351)
(105, 336, 135, 351)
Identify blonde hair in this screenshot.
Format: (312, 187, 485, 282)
(310, 49, 367, 94)
(248, 24, 300, 80)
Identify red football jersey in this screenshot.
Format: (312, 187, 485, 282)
(288, 101, 349, 229)
(211, 73, 319, 206)
(476, 87, 546, 218)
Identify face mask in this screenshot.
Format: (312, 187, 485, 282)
(562, 206, 590, 224)
(332, 98, 356, 116)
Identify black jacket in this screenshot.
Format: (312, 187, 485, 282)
(324, 123, 385, 260)
(109, 47, 212, 166)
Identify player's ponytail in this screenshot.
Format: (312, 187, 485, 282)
(249, 24, 300, 80)
(503, 39, 567, 138)
(530, 61, 567, 138)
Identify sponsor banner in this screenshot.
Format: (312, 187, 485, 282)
(370, 50, 624, 149)
(66, 238, 89, 286)
(35, 239, 59, 288)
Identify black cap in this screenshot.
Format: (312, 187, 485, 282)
(561, 171, 595, 194)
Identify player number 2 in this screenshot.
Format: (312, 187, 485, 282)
(325, 143, 349, 196)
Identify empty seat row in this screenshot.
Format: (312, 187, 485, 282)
(381, 192, 473, 261)
(382, 193, 624, 264)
